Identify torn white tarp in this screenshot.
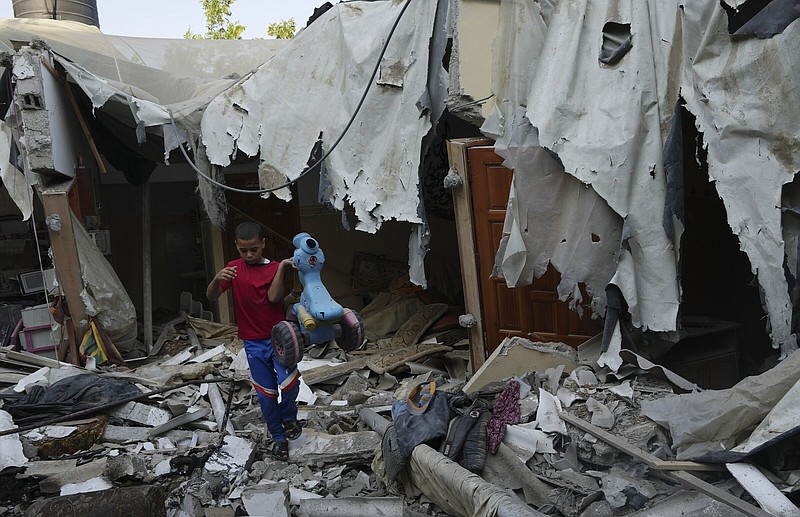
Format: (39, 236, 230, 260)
(483, 0, 622, 317)
(640, 348, 800, 461)
(523, 0, 681, 332)
(680, 2, 800, 356)
(200, 1, 439, 235)
(488, 0, 800, 354)
(0, 18, 285, 140)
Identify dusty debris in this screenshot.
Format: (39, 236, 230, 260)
(2, 296, 799, 517)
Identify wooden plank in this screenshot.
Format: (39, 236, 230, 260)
(446, 138, 493, 373)
(41, 188, 89, 365)
(302, 357, 369, 386)
(204, 223, 232, 325)
(559, 411, 772, 517)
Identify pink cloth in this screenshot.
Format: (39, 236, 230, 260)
(486, 380, 521, 454)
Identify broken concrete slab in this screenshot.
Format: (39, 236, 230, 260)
(203, 434, 255, 481)
(241, 482, 290, 517)
(37, 457, 108, 494)
(101, 424, 217, 445)
(289, 429, 381, 467)
(16, 458, 77, 479)
(296, 496, 405, 517)
(110, 401, 171, 427)
(147, 408, 211, 437)
(464, 337, 578, 394)
(104, 453, 148, 481)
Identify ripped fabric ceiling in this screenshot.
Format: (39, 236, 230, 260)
(1, 2, 447, 286)
(487, 0, 800, 356)
(200, 0, 441, 235)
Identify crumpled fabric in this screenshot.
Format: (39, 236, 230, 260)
(487, 380, 521, 454)
(0, 374, 142, 426)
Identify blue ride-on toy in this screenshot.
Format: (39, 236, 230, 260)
(271, 232, 365, 368)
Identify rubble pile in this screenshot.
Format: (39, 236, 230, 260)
(0, 305, 799, 517)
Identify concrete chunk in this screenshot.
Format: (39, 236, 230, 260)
(297, 496, 404, 517)
(110, 401, 171, 427)
(241, 482, 290, 517)
(464, 337, 577, 394)
(204, 435, 255, 480)
(289, 429, 380, 467)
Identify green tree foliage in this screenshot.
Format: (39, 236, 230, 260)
(267, 18, 296, 39)
(185, 0, 246, 40)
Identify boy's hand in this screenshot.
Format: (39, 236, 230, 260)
(215, 266, 237, 282)
(281, 258, 296, 269)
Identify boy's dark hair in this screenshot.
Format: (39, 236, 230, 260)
(234, 222, 263, 241)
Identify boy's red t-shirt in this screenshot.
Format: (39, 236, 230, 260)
(219, 258, 285, 340)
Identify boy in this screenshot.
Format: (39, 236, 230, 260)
(206, 222, 301, 461)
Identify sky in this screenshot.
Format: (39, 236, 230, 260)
(0, 0, 325, 39)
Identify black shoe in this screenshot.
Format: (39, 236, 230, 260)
(284, 420, 302, 440)
(270, 440, 289, 461)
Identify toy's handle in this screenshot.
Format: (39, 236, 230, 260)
(284, 270, 302, 308)
(297, 304, 317, 330)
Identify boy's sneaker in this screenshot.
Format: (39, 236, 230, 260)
(284, 420, 302, 440)
(270, 440, 289, 461)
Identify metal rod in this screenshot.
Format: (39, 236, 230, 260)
(218, 381, 236, 448)
(142, 182, 153, 353)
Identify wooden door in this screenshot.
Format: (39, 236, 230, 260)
(467, 145, 602, 355)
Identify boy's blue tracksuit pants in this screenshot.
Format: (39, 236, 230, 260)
(243, 338, 300, 442)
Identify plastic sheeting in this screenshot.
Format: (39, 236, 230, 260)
(200, 1, 439, 234)
(0, 373, 141, 426)
(680, 2, 800, 356)
(640, 349, 800, 461)
(71, 213, 139, 356)
(482, 0, 622, 317)
(488, 0, 800, 354)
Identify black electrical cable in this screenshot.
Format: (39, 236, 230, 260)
(171, 0, 413, 195)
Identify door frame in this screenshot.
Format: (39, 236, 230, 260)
(446, 137, 495, 372)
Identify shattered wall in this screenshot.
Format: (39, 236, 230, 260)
(483, 0, 800, 355)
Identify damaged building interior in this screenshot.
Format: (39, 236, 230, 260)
(1, 0, 800, 516)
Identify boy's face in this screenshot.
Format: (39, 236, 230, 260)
(235, 236, 265, 265)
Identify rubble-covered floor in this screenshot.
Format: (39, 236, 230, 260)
(2, 300, 800, 517)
